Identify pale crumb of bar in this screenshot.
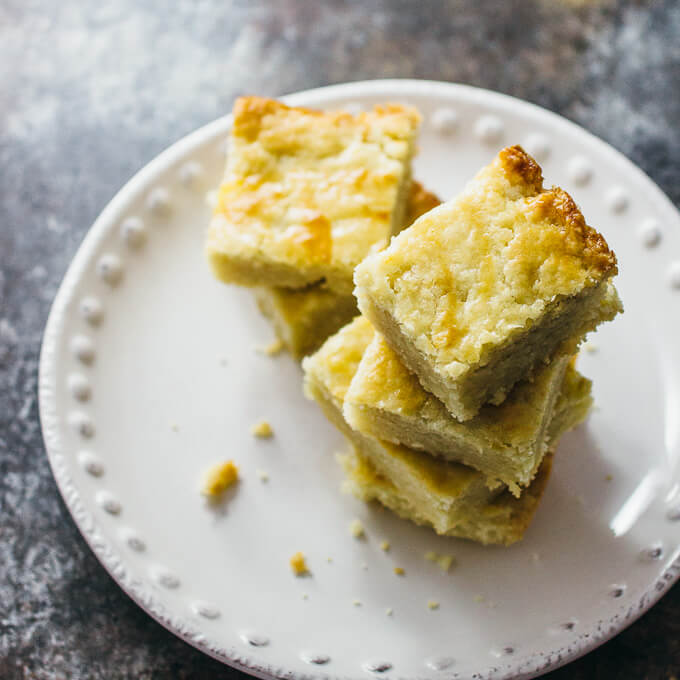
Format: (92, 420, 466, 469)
(257, 338, 285, 357)
(256, 469, 270, 483)
(352, 599, 362, 607)
(380, 540, 390, 552)
(584, 341, 599, 353)
(251, 420, 273, 438)
(427, 600, 440, 610)
(201, 460, 239, 497)
(531, 552, 541, 563)
(385, 608, 393, 616)
(290, 551, 309, 576)
(487, 601, 498, 609)
(393, 567, 405, 576)
(576, 494, 586, 507)
(327, 557, 333, 563)
(170, 423, 179, 432)
(435, 554, 455, 572)
(474, 594, 485, 603)
(605, 474, 613, 481)
(424, 551, 438, 562)
(302, 593, 309, 600)
(349, 518, 365, 538)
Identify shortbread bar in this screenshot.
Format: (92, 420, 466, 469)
(302, 317, 591, 545)
(254, 182, 441, 359)
(354, 145, 621, 420)
(207, 97, 420, 294)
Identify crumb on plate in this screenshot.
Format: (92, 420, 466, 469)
(290, 551, 309, 576)
(201, 460, 239, 497)
(251, 420, 274, 438)
(257, 338, 285, 357)
(427, 600, 440, 610)
(380, 540, 390, 552)
(256, 469, 270, 482)
(349, 518, 365, 538)
(393, 567, 405, 576)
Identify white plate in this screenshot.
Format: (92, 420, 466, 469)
(39, 80, 680, 680)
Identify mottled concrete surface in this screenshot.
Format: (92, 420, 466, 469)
(1, 1, 679, 678)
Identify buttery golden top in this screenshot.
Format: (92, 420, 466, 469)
(347, 332, 569, 447)
(209, 97, 420, 289)
(354, 145, 618, 367)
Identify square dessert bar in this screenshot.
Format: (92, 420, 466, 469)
(344, 330, 572, 494)
(302, 317, 592, 545)
(254, 182, 441, 359)
(207, 97, 420, 295)
(354, 145, 622, 420)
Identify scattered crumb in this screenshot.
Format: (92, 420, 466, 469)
(170, 423, 179, 432)
(584, 341, 598, 354)
(251, 420, 273, 438)
(393, 567, 405, 576)
(380, 540, 390, 552)
(326, 557, 333, 563)
(427, 600, 440, 610)
(424, 551, 455, 571)
(352, 599, 362, 607)
(257, 338, 284, 357)
(256, 469, 270, 483)
(474, 594, 485, 603)
(385, 608, 393, 616)
(290, 552, 309, 576)
(201, 460, 239, 497)
(302, 593, 309, 600)
(605, 474, 613, 482)
(349, 518, 365, 538)
(361, 562, 368, 571)
(576, 494, 586, 507)
(531, 552, 541, 563)
(487, 601, 497, 609)
(436, 554, 455, 572)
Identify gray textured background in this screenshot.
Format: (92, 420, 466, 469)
(1, 1, 679, 678)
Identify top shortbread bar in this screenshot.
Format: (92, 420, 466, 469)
(355, 145, 622, 421)
(206, 97, 420, 295)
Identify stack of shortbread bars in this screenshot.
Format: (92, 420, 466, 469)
(206, 97, 622, 545)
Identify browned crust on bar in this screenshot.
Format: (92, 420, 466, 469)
(499, 145, 617, 277)
(232, 96, 420, 143)
(405, 181, 442, 225)
(528, 186, 618, 276)
(498, 144, 544, 192)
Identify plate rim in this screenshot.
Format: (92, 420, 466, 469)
(38, 78, 680, 680)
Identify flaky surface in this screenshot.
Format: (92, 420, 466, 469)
(254, 182, 440, 359)
(207, 96, 420, 293)
(355, 145, 621, 419)
(344, 330, 569, 490)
